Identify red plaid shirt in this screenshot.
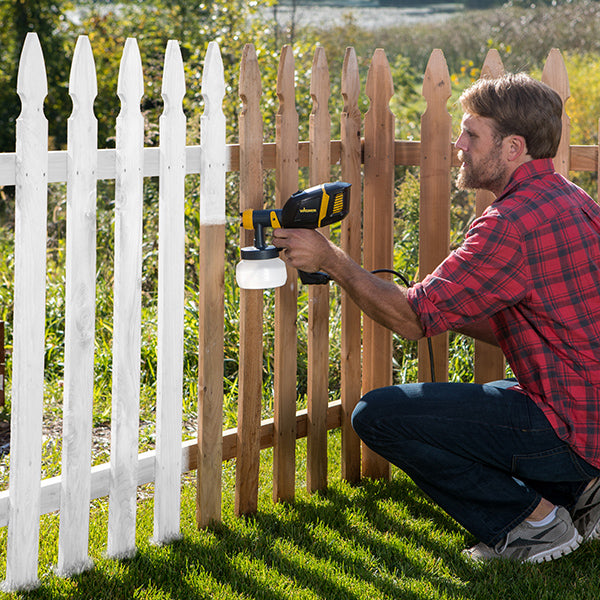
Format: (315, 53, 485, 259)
(407, 159, 600, 467)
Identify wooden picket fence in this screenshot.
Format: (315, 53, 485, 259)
(0, 30, 597, 591)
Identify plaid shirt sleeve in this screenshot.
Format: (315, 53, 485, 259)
(407, 211, 527, 336)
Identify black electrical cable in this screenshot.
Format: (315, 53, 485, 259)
(371, 268, 436, 383)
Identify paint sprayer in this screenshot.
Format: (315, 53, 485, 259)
(236, 182, 351, 289)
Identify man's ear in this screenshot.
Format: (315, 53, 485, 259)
(506, 135, 529, 162)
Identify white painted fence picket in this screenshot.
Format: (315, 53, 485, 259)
(57, 34, 98, 578)
(4, 32, 48, 592)
(154, 39, 186, 545)
(0, 33, 225, 591)
(107, 36, 145, 561)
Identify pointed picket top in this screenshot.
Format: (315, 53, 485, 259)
(160, 39, 185, 141)
(17, 32, 47, 115)
(69, 36, 97, 115)
(342, 47, 360, 117)
(117, 38, 144, 113)
(162, 40, 185, 115)
(542, 47, 570, 103)
(199, 41, 226, 226)
(542, 48, 570, 176)
(277, 45, 297, 117)
(422, 49, 451, 107)
(239, 43, 262, 109)
(366, 48, 393, 107)
(309, 45, 331, 182)
(480, 49, 504, 80)
(341, 45, 361, 172)
(202, 41, 226, 117)
(238, 43, 263, 213)
(310, 45, 330, 115)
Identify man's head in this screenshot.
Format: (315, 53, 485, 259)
(459, 73, 563, 160)
(455, 73, 563, 195)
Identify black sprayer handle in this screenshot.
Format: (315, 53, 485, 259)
(298, 270, 331, 285)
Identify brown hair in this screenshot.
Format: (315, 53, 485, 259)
(459, 73, 563, 159)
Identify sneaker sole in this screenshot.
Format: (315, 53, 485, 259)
(585, 518, 600, 541)
(527, 529, 582, 563)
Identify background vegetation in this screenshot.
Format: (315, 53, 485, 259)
(2, 0, 600, 461)
(1, 1, 600, 595)
(1, 0, 600, 446)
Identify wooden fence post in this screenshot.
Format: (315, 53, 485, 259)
(473, 49, 506, 385)
(418, 49, 452, 384)
(235, 43, 264, 516)
(4, 32, 48, 591)
(107, 37, 145, 559)
(273, 45, 299, 503)
(362, 48, 394, 480)
(154, 39, 186, 544)
(543, 48, 571, 178)
(340, 47, 363, 483)
(307, 45, 331, 494)
(197, 41, 227, 528)
(57, 34, 97, 577)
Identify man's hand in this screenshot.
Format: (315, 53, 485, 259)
(272, 228, 336, 274)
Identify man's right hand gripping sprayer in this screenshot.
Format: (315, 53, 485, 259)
(236, 181, 351, 289)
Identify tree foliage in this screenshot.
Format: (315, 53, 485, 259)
(0, 0, 292, 150)
(58, 0, 285, 147)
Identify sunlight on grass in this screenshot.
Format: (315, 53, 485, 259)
(0, 430, 598, 599)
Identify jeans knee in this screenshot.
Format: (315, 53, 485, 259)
(351, 400, 368, 438)
(351, 389, 385, 441)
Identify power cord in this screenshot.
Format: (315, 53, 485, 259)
(371, 268, 436, 383)
(308, 266, 437, 382)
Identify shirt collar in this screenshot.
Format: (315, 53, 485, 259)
(495, 158, 556, 202)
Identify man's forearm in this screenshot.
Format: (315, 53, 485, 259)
(274, 228, 424, 340)
(323, 244, 425, 341)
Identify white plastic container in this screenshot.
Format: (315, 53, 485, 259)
(235, 246, 287, 289)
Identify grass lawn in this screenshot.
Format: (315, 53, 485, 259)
(0, 432, 599, 599)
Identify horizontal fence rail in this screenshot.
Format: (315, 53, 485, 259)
(0, 32, 597, 591)
(1, 141, 599, 184)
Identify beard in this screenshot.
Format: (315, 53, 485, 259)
(456, 141, 508, 193)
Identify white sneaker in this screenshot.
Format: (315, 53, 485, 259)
(463, 507, 582, 563)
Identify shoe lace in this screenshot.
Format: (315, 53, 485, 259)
(494, 535, 510, 555)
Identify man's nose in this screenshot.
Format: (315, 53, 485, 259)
(455, 132, 467, 151)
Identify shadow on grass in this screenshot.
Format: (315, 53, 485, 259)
(18, 473, 600, 600)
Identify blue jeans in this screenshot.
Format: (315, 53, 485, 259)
(351, 380, 600, 546)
